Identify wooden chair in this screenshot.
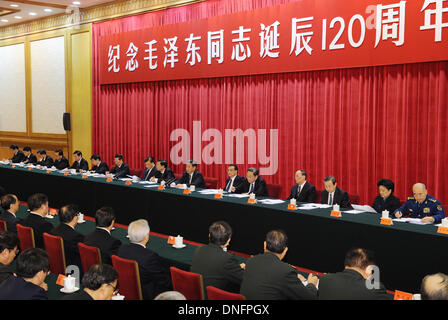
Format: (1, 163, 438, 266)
(170, 266, 205, 300)
(78, 242, 102, 274)
(206, 286, 245, 300)
(16, 224, 35, 250)
(43, 233, 67, 275)
(111, 255, 143, 300)
(266, 183, 282, 198)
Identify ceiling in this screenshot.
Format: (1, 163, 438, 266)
(0, 0, 118, 27)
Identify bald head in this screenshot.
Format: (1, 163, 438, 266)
(413, 183, 428, 203)
(421, 273, 448, 300)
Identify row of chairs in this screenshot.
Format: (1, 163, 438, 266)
(1, 222, 242, 300)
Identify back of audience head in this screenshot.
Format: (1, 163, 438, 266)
(344, 248, 376, 279)
(128, 219, 150, 244)
(95, 206, 115, 228)
(421, 273, 448, 300)
(264, 230, 288, 259)
(1, 194, 19, 213)
(16, 248, 49, 283)
(209, 221, 232, 247)
(27, 193, 49, 213)
(154, 291, 186, 300)
(59, 204, 79, 225)
(0, 231, 20, 266)
(82, 264, 118, 300)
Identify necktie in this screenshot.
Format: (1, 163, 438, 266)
(297, 185, 302, 198)
(249, 183, 254, 194)
(189, 173, 193, 185)
(225, 178, 232, 192)
(144, 168, 150, 181)
(329, 193, 333, 205)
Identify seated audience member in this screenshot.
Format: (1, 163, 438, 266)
(234, 167, 269, 197)
(0, 248, 49, 300)
(175, 160, 206, 189)
(141, 157, 157, 181)
(117, 219, 172, 300)
(318, 248, 391, 300)
(240, 230, 318, 300)
(286, 170, 317, 203)
(50, 204, 84, 269)
(394, 183, 445, 224)
(372, 179, 401, 214)
(23, 147, 37, 165)
(83, 207, 122, 265)
(109, 154, 130, 179)
(36, 149, 54, 168)
(321, 176, 351, 208)
(0, 194, 22, 233)
(9, 144, 25, 163)
(22, 193, 53, 249)
(421, 273, 448, 300)
(154, 291, 186, 300)
(62, 264, 118, 300)
(0, 231, 20, 285)
(71, 150, 89, 172)
(151, 159, 176, 184)
(191, 221, 245, 296)
(90, 154, 109, 174)
(223, 164, 244, 192)
(53, 149, 69, 170)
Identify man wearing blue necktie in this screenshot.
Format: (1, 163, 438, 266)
(235, 167, 269, 197)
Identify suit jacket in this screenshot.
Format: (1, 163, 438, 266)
(372, 195, 401, 215)
(0, 211, 22, 234)
(191, 243, 244, 296)
(54, 157, 69, 170)
(0, 263, 13, 285)
(321, 187, 351, 209)
(70, 158, 89, 171)
(110, 163, 130, 179)
(22, 213, 54, 249)
(141, 166, 157, 181)
(223, 176, 245, 192)
(37, 155, 54, 168)
(23, 153, 37, 165)
(50, 223, 85, 269)
(154, 168, 176, 184)
(117, 243, 172, 300)
(318, 269, 391, 300)
(235, 176, 269, 197)
(286, 181, 317, 203)
(10, 150, 25, 163)
(83, 228, 122, 265)
(0, 276, 47, 300)
(61, 289, 94, 300)
(91, 161, 109, 174)
(176, 170, 206, 189)
(240, 252, 318, 300)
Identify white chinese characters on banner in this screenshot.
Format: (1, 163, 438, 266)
(231, 26, 252, 62)
(144, 40, 158, 70)
(108, 45, 120, 72)
(164, 37, 179, 68)
(375, 1, 406, 48)
(125, 42, 139, 72)
(290, 17, 314, 55)
(420, 0, 448, 42)
(208, 30, 224, 64)
(259, 21, 280, 59)
(185, 33, 202, 66)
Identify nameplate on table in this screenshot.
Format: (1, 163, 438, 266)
(167, 236, 175, 245)
(330, 211, 341, 218)
(64, 172, 69, 176)
(106, 178, 112, 182)
(248, 198, 256, 204)
(56, 274, 67, 286)
(183, 189, 191, 195)
(288, 204, 297, 210)
(46, 170, 51, 174)
(393, 290, 414, 300)
(214, 193, 223, 199)
(437, 226, 448, 235)
(158, 185, 165, 190)
(12, 165, 16, 168)
(82, 174, 88, 179)
(28, 167, 32, 171)
(125, 180, 132, 185)
(380, 218, 393, 226)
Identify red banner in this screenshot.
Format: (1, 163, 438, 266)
(99, 0, 448, 84)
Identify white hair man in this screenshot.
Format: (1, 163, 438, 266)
(117, 219, 172, 300)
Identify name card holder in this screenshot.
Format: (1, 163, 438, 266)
(214, 193, 223, 199)
(82, 174, 88, 179)
(106, 178, 112, 182)
(381, 218, 393, 226)
(46, 170, 51, 174)
(437, 226, 448, 235)
(56, 274, 67, 286)
(288, 204, 297, 210)
(12, 165, 16, 168)
(183, 189, 191, 195)
(330, 211, 341, 218)
(167, 236, 175, 245)
(28, 167, 32, 171)
(393, 290, 414, 300)
(248, 198, 256, 204)
(158, 185, 165, 190)
(125, 180, 132, 185)
(64, 172, 69, 176)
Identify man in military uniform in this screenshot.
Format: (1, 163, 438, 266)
(394, 183, 445, 224)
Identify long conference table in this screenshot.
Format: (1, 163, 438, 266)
(1, 164, 447, 293)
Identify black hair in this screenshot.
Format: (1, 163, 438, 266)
(9, 144, 19, 150)
(0, 231, 20, 253)
(247, 167, 259, 176)
(0, 194, 17, 211)
(144, 156, 155, 164)
(23, 146, 32, 152)
(54, 149, 64, 156)
(324, 176, 337, 184)
(37, 149, 46, 155)
(95, 207, 115, 228)
(265, 230, 288, 254)
(73, 150, 82, 157)
(187, 160, 197, 167)
(15, 248, 49, 279)
(90, 154, 101, 161)
(158, 159, 168, 168)
(82, 264, 118, 290)
(27, 193, 48, 211)
(114, 154, 123, 161)
(59, 204, 79, 224)
(228, 164, 238, 171)
(344, 248, 375, 269)
(209, 221, 232, 246)
(377, 179, 395, 194)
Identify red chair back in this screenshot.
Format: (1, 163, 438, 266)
(16, 224, 35, 250)
(266, 183, 282, 198)
(43, 233, 67, 275)
(204, 177, 219, 189)
(170, 267, 205, 300)
(111, 255, 143, 300)
(129, 169, 144, 178)
(0, 220, 7, 231)
(315, 190, 322, 203)
(206, 286, 245, 300)
(78, 242, 102, 273)
(349, 194, 360, 205)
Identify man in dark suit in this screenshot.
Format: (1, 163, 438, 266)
(223, 164, 244, 192)
(22, 193, 54, 249)
(36, 149, 54, 168)
(117, 219, 172, 300)
(234, 167, 269, 197)
(151, 159, 176, 184)
(318, 248, 391, 300)
(9, 145, 25, 163)
(191, 221, 245, 296)
(109, 154, 130, 179)
(141, 156, 157, 181)
(240, 230, 318, 300)
(321, 176, 351, 208)
(23, 146, 37, 165)
(176, 160, 206, 189)
(90, 154, 109, 174)
(71, 150, 89, 172)
(0, 231, 20, 285)
(0, 248, 49, 300)
(286, 169, 317, 203)
(50, 204, 84, 270)
(53, 149, 69, 170)
(83, 207, 122, 265)
(0, 194, 22, 233)
(62, 264, 118, 300)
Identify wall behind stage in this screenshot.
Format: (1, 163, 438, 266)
(92, 0, 448, 206)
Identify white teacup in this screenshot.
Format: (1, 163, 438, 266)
(190, 185, 195, 192)
(174, 235, 183, 247)
(64, 275, 76, 291)
(382, 210, 390, 219)
(442, 218, 448, 227)
(112, 294, 125, 300)
(333, 204, 340, 212)
(78, 213, 84, 223)
(249, 193, 255, 199)
(70, 169, 76, 174)
(290, 198, 297, 205)
(160, 180, 165, 186)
